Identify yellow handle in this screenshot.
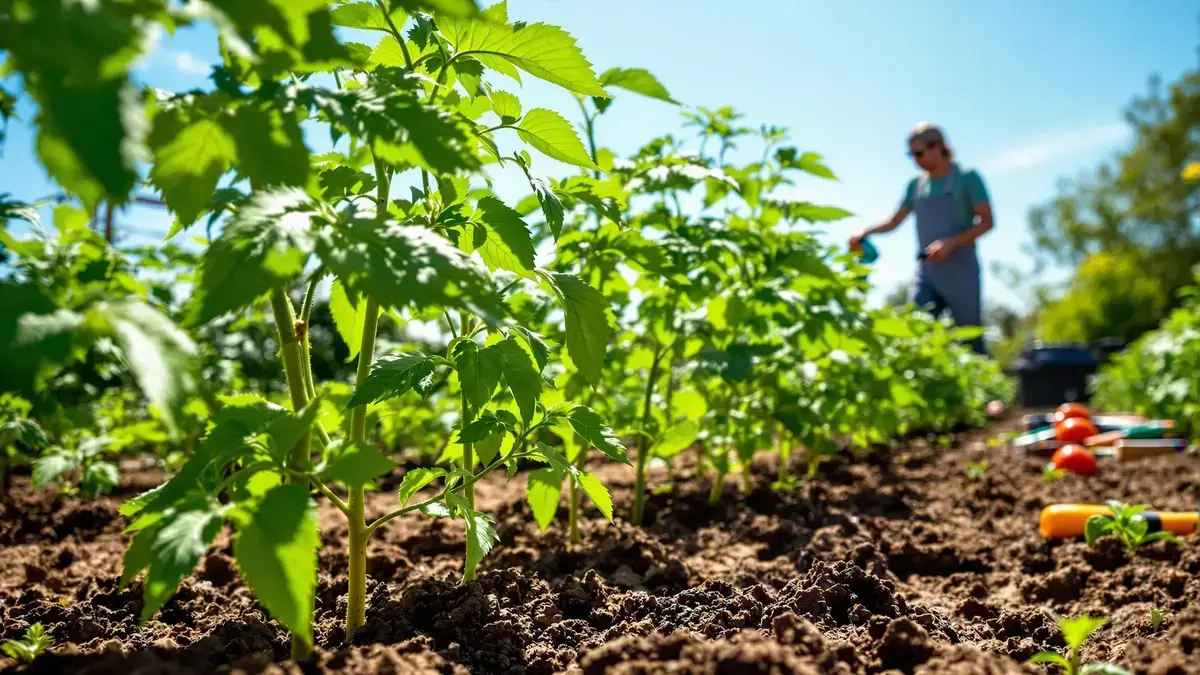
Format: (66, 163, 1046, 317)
(1039, 504, 1199, 539)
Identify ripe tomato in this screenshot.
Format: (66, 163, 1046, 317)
(1050, 444, 1098, 476)
(1055, 417, 1099, 444)
(1053, 402, 1090, 425)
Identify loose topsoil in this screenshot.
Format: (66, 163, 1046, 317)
(3, 416, 1200, 674)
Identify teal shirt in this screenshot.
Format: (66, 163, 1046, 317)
(899, 166, 991, 231)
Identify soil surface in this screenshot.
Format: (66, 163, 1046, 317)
(3, 415, 1200, 674)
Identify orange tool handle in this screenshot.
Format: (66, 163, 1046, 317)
(1039, 504, 1199, 540)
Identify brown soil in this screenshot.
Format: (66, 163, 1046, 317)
(3, 419, 1200, 674)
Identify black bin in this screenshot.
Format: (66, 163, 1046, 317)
(1013, 344, 1099, 408)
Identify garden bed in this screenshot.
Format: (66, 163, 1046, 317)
(2, 419, 1199, 675)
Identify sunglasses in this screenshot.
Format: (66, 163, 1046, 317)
(908, 140, 940, 159)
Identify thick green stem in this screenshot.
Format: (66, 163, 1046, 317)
(709, 472, 725, 504)
(270, 290, 311, 479)
(344, 297, 380, 640)
(777, 433, 791, 484)
(630, 347, 664, 526)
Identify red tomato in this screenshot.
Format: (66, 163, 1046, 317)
(1055, 417, 1099, 444)
(1050, 444, 1098, 476)
(1053, 402, 1090, 425)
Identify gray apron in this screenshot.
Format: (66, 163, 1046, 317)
(908, 165, 985, 353)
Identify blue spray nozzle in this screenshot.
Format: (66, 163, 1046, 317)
(858, 238, 879, 263)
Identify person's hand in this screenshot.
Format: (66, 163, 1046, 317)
(849, 231, 866, 252)
(924, 238, 955, 262)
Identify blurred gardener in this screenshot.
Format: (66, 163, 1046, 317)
(850, 123, 993, 354)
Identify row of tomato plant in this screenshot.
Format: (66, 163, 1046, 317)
(0, 0, 1010, 660)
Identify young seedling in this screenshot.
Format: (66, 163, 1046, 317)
(966, 460, 989, 481)
(1042, 465, 1069, 483)
(1028, 615, 1128, 675)
(1085, 500, 1183, 552)
(1149, 606, 1166, 633)
(2, 624, 53, 664)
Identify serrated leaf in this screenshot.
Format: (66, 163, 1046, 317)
(150, 114, 237, 227)
(32, 453, 77, 489)
(651, 420, 698, 459)
(598, 67, 678, 104)
(495, 338, 541, 424)
(194, 189, 316, 322)
(329, 279, 371, 361)
(421, 501, 453, 518)
(476, 196, 536, 272)
(512, 327, 550, 372)
(463, 509, 498, 580)
(517, 109, 598, 170)
(565, 405, 628, 464)
(233, 484, 319, 649)
(457, 415, 507, 443)
(332, 1, 406, 31)
(101, 300, 200, 436)
(395, 0, 478, 16)
(139, 506, 225, 623)
(524, 172, 564, 239)
(82, 461, 119, 497)
(538, 272, 613, 386)
(347, 353, 437, 407)
(489, 89, 522, 123)
(316, 218, 502, 320)
(320, 440, 396, 487)
(213, 394, 289, 434)
(526, 467, 562, 532)
(453, 341, 505, 409)
(220, 104, 310, 188)
(398, 467, 446, 505)
(577, 472, 612, 521)
(439, 16, 606, 96)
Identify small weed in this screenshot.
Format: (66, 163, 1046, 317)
(1085, 500, 1182, 552)
(1042, 465, 1069, 483)
(2, 623, 53, 664)
(966, 460, 989, 481)
(1028, 614, 1127, 675)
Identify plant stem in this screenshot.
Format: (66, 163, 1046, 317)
(630, 345, 664, 526)
(270, 290, 311, 479)
(344, 296, 380, 640)
(567, 452, 583, 544)
(709, 471, 725, 504)
(776, 432, 791, 484)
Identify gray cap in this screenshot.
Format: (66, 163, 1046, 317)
(908, 122, 945, 145)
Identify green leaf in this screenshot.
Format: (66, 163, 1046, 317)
(398, 467, 447, 506)
(873, 315, 914, 338)
(598, 68, 678, 104)
(319, 440, 396, 488)
(439, 15, 606, 96)
(524, 172, 564, 239)
(139, 506, 225, 623)
(476, 196, 536, 272)
(266, 398, 322, 466)
(771, 200, 853, 223)
(421, 501, 454, 518)
(457, 415, 506, 444)
(32, 452, 77, 489)
(778, 149, 837, 180)
(578, 472, 613, 521)
(1060, 615, 1107, 651)
(329, 278, 371, 361)
(565, 405, 629, 464)
(512, 326, 550, 372)
(496, 338, 541, 425)
(213, 394, 289, 434)
(346, 353, 437, 407)
(100, 301, 200, 436)
(149, 113, 236, 226)
(1142, 531, 1182, 547)
(526, 467, 562, 532)
(394, 0, 478, 16)
(463, 508, 498, 581)
(194, 189, 316, 322)
(1080, 663, 1131, 675)
(488, 89, 522, 123)
(81, 461, 120, 497)
(220, 104, 310, 188)
(516, 109, 599, 170)
(537, 272, 613, 386)
(453, 341, 506, 409)
(331, 1, 406, 31)
(651, 420, 698, 459)
(1084, 515, 1114, 545)
(316, 218, 502, 320)
(779, 248, 837, 281)
(1027, 652, 1070, 669)
(233, 484, 319, 648)
(534, 441, 579, 478)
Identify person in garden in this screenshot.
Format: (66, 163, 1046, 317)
(850, 122, 994, 355)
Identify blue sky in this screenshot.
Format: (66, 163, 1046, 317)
(3, 0, 1197, 312)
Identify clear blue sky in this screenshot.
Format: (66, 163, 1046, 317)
(3, 0, 1197, 312)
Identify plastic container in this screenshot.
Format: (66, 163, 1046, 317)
(1012, 344, 1099, 408)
